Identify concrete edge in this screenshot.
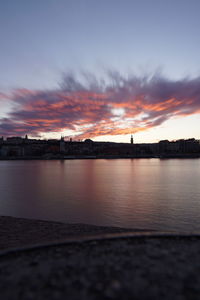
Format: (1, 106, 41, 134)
(0, 230, 200, 258)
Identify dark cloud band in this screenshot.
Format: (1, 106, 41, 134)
(0, 71, 200, 138)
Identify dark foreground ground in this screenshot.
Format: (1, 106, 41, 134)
(0, 216, 200, 300)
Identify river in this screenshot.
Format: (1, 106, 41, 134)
(0, 159, 200, 231)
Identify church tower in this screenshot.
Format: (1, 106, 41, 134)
(130, 134, 134, 144)
(60, 136, 65, 152)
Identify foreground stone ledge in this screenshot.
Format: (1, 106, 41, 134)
(0, 233, 200, 300)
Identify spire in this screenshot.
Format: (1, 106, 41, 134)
(130, 134, 133, 144)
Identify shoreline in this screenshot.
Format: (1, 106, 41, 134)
(0, 154, 200, 160)
(0, 215, 142, 251)
(1, 215, 200, 252)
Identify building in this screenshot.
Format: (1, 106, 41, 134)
(60, 137, 65, 152)
(130, 135, 134, 144)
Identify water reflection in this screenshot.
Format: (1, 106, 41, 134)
(0, 159, 200, 231)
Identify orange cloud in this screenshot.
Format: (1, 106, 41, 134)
(0, 72, 200, 138)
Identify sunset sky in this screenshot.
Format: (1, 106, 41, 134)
(0, 0, 200, 143)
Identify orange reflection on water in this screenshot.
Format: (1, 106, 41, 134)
(1, 159, 200, 231)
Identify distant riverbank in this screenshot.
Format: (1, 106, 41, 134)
(1, 153, 200, 160)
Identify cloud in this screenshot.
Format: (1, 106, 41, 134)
(0, 71, 200, 139)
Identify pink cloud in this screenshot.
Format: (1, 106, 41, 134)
(0, 72, 200, 138)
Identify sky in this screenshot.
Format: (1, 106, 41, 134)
(0, 0, 200, 143)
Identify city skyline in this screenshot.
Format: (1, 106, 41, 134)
(0, 133, 199, 144)
(1, 133, 199, 159)
(0, 0, 200, 143)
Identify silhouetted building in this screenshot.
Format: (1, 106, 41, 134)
(159, 140, 170, 153)
(6, 137, 23, 144)
(60, 137, 65, 152)
(130, 135, 134, 144)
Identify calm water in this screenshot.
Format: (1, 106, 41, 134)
(0, 159, 200, 232)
